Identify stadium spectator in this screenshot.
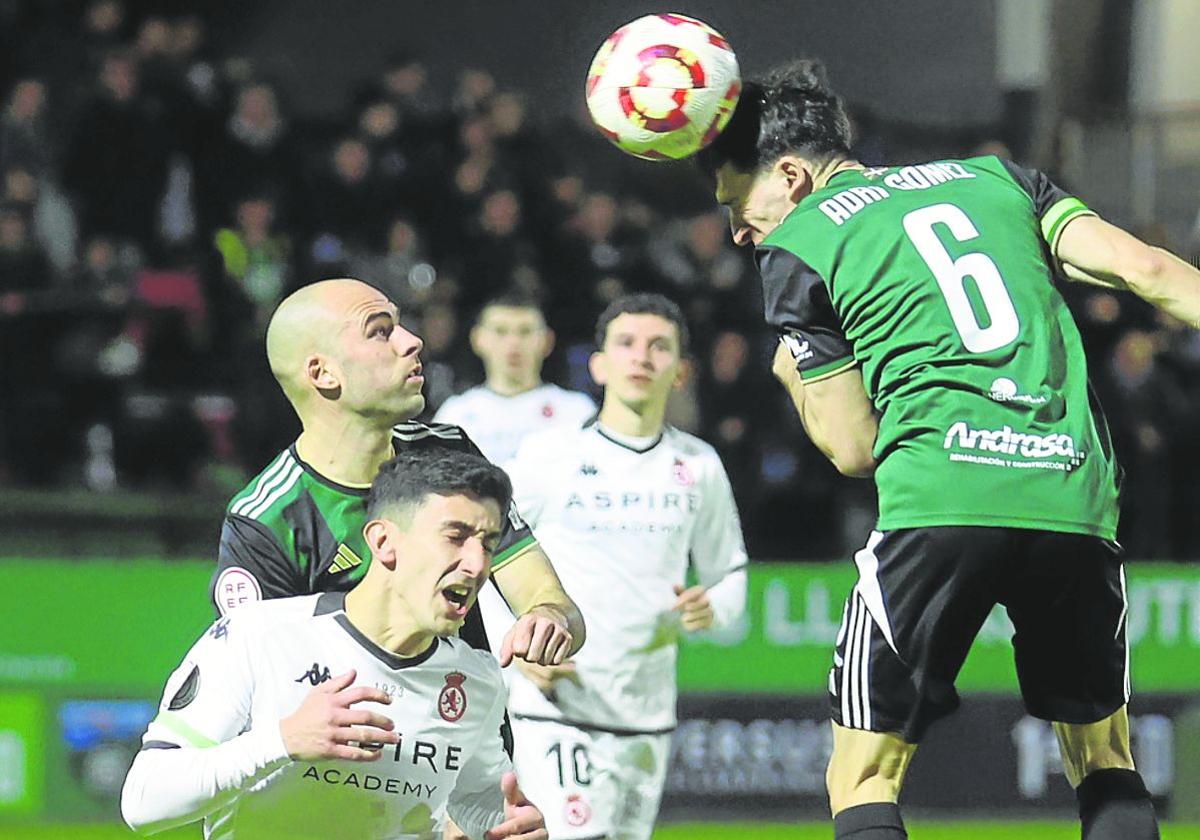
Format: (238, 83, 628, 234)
(62, 50, 170, 245)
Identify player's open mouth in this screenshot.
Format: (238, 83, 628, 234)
(440, 583, 473, 616)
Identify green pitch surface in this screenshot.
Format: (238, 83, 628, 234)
(7, 822, 1200, 839)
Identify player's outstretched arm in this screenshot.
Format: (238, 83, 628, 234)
(1056, 215, 1200, 327)
(772, 342, 878, 477)
(493, 545, 585, 665)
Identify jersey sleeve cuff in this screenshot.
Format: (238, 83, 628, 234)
(1041, 197, 1095, 252)
(490, 535, 537, 572)
(799, 357, 857, 382)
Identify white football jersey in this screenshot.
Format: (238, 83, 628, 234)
(136, 592, 510, 839)
(504, 421, 748, 732)
(433, 384, 595, 464)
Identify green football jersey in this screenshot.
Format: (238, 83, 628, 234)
(210, 421, 538, 651)
(758, 155, 1119, 539)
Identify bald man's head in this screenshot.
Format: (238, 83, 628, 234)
(265, 279, 426, 424)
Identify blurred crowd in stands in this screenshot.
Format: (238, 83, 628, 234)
(2, 0, 1200, 559)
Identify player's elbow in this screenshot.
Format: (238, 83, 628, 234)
(829, 442, 877, 478)
(1122, 245, 1171, 291)
(120, 774, 154, 835)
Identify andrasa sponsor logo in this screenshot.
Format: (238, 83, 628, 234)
(943, 421, 1082, 461)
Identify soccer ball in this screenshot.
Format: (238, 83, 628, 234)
(585, 13, 741, 161)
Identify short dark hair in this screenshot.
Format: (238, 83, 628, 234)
(475, 289, 545, 323)
(367, 448, 512, 523)
(594, 293, 689, 352)
(697, 59, 852, 176)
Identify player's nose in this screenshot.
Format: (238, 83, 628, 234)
(457, 538, 489, 576)
(393, 325, 424, 357)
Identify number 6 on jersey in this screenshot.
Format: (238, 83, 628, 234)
(903, 203, 1020, 354)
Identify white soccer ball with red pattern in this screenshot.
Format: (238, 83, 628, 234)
(585, 13, 741, 161)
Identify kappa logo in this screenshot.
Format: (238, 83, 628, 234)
(295, 662, 333, 686)
(438, 672, 467, 722)
(579, 463, 598, 476)
(208, 618, 231, 641)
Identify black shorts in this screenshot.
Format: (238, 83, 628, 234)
(829, 526, 1128, 743)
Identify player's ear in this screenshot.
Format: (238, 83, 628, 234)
(673, 357, 692, 390)
(306, 353, 341, 393)
(778, 155, 813, 203)
(469, 324, 486, 358)
(363, 519, 399, 569)
(540, 327, 556, 360)
(588, 350, 608, 387)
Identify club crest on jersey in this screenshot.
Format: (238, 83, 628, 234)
(438, 672, 467, 722)
(542, 403, 554, 418)
(672, 458, 695, 487)
(565, 793, 592, 827)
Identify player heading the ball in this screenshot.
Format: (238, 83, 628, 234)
(701, 57, 1200, 840)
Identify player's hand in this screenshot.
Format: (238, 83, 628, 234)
(500, 604, 572, 666)
(279, 669, 398, 761)
(673, 583, 715, 632)
(484, 772, 548, 840)
(515, 660, 581, 699)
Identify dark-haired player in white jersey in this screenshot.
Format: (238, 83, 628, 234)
(123, 448, 547, 840)
(434, 291, 595, 465)
(501, 294, 748, 840)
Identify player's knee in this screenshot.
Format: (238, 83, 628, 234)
(1054, 708, 1136, 788)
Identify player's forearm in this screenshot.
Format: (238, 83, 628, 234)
(121, 726, 290, 834)
(447, 785, 506, 840)
(781, 369, 877, 478)
(705, 567, 748, 629)
(495, 546, 586, 654)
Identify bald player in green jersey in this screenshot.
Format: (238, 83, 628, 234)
(699, 60, 1200, 840)
(213, 278, 585, 674)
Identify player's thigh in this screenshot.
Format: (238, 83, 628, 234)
(1003, 533, 1128, 725)
(607, 733, 671, 840)
(1053, 705, 1136, 788)
(510, 718, 613, 839)
(830, 527, 1005, 743)
(826, 722, 918, 815)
